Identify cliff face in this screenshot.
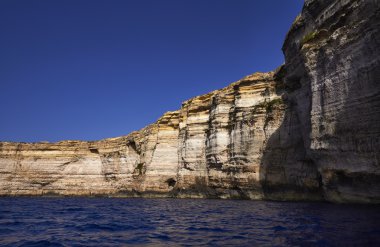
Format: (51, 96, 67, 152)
(1, 73, 303, 199)
(281, 0, 380, 203)
(1, 0, 379, 202)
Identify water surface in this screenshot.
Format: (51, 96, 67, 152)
(0, 198, 379, 246)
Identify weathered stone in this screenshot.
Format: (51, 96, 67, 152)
(281, 0, 380, 203)
(0, 72, 289, 199)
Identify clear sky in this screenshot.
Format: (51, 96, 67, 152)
(0, 0, 303, 142)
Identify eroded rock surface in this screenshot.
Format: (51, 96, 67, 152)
(0, 0, 379, 203)
(1, 73, 293, 199)
(282, 0, 380, 202)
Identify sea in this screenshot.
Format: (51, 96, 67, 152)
(0, 197, 379, 246)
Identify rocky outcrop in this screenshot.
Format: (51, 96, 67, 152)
(1, 73, 303, 199)
(281, 0, 380, 203)
(0, 0, 379, 203)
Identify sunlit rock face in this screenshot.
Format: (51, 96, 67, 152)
(175, 72, 292, 199)
(0, 0, 379, 203)
(1, 73, 296, 199)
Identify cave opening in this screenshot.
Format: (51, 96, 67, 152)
(166, 178, 176, 188)
(129, 141, 139, 154)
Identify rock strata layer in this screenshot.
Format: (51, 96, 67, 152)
(1, 0, 379, 203)
(1, 73, 295, 199)
(281, 0, 380, 203)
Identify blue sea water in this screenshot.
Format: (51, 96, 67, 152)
(0, 198, 379, 246)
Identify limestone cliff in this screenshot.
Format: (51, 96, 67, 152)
(1, 73, 295, 199)
(280, 0, 380, 203)
(0, 0, 379, 203)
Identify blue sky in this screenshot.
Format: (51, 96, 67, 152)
(0, 0, 303, 142)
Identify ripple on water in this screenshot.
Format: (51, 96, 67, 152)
(0, 198, 379, 246)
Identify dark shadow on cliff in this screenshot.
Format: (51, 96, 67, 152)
(259, 63, 323, 201)
(259, 0, 380, 203)
(314, 2, 380, 202)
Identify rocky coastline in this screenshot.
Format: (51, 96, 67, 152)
(1, 0, 379, 203)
